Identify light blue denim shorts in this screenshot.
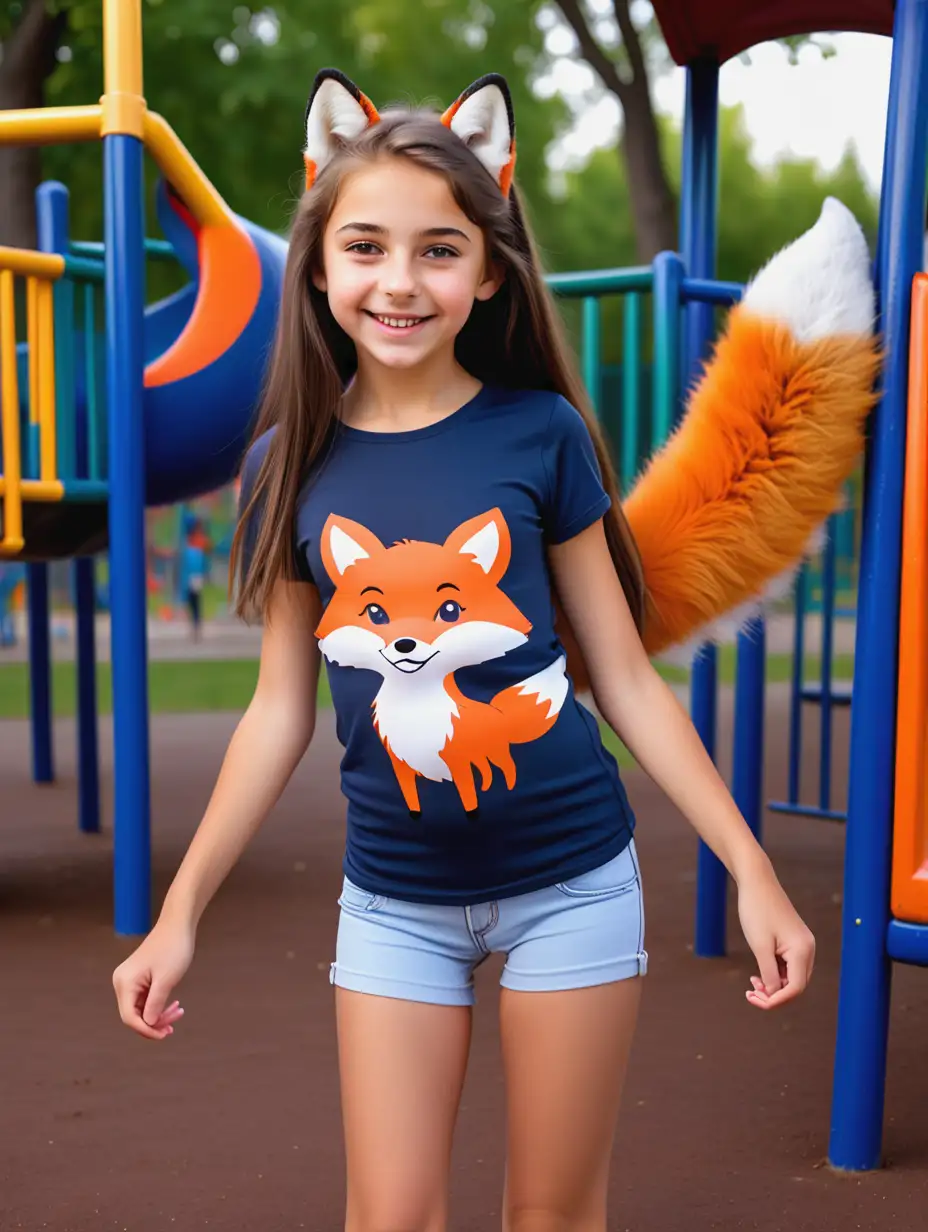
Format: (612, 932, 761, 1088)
(330, 839, 647, 1006)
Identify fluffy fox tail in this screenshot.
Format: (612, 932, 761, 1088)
(624, 197, 880, 659)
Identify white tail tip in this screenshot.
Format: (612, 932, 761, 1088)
(741, 197, 876, 342)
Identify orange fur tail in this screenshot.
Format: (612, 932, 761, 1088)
(624, 197, 881, 658)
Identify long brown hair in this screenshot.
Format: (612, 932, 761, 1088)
(230, 107, 645, 660)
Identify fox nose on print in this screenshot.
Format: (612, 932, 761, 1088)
(394, 638, 418, 654)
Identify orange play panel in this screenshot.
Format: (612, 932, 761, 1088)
(892, 273, 928, 923)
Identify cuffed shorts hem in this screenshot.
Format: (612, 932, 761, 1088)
(329, 962, 477, 1007)
(500, 951, 648, 994)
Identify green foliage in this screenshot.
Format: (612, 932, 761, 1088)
(540, 104, 877, 286)
(39, 1, 564, 245)
(10, 4, 878, 312)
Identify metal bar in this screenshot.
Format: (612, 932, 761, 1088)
(819, 519, 838, 812)
(36, 281, 57, 482)
(801, 686, 853, 705)
(546, 266, 652, 297)
(0, 478, 64, 500)
(681, 276, 743, 306)
(677, 59, 725, 958)
(0, 246, 64, 279)
(74, 557, 101, 834)
(769, 802, 847, 822)
(788, 565, 807, 804)
(142, 112, 231, 229)
(71, 238, 176, 261)
(581, 297, 601, 415)
(0, 269, 24, 554)
(651, 251, 683, 449)
(105, 130, 152, 936)
(733, 618, 767, 845)
(63, 256, 105, 283)
(0, 105, 102, 147)
(26, 563, 54, 782)
(829, 0, 928, 1172)
(83, 282, 101, 482)
(886, 920, 928, 965)
(621, 294, 641, 492)
(60, 479, 109, 501)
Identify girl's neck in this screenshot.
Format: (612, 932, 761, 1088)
(342, 353, 483, 433)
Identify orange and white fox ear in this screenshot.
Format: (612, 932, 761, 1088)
(320, 514, 385, 582)
(445, 508, 511, 584)
(441, 74, 516, 198)
(304, 69, 380, 192)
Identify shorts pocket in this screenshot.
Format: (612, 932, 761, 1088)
(554, 842, 639, 899)
(338, 877, 386, 913)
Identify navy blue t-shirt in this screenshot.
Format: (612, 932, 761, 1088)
(240, 384, 636, 904)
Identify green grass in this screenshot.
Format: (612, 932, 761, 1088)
(0, 651, 852, 721)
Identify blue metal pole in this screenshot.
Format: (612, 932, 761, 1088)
(787, 566, 807, 805)
(104, 133, 151, 935)
(26, 564, 54, 782)
(828, 0, 928, 1171)
(37, 181, 101, 834)
(25, 182, 77, 786)
(819, 519, 837, 813)
(74, 557, 100, 833)
(678, 59, 726, 957)
(733, 618, 766, 843)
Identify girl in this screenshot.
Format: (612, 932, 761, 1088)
(114, 70, 820, 1231)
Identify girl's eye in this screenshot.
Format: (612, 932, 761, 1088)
(426, 246, 459, 259)
(436, 600, 463, 623)
(365, 603, 390, 625)
(347, 242, 381, 256)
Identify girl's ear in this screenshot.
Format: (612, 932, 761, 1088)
(441, 74, 516, 197)
(475, 259, 504, 303)
(304, 68, 380, 192)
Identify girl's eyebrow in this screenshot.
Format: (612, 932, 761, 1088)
(336, 222, 471, 243)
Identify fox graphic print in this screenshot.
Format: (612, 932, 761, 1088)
(315, 507, 569, 815)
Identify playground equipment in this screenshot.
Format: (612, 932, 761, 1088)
(0, 0, 922, 1177)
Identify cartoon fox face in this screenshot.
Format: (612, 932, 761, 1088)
(315, 508, 532, 682)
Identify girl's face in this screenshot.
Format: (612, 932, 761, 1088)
(315, 158, 501, 373)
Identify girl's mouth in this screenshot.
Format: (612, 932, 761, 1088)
(366, 311, 433, 334)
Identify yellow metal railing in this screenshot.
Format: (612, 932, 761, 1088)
(0, 249, 65, 556)
(0, 1, 240, 558)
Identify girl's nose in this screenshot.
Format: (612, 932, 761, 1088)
(382, 254, 417, 297)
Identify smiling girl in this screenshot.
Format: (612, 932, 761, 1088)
(106, 69, 884, 1231)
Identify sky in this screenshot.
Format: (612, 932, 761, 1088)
(542, 29, 893, 195)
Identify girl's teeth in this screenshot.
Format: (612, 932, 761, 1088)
(377, 316, 421, 328)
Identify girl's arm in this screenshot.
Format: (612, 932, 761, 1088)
(549, 519, 815, 1011)
(157, 577, 323, 932)
(114, 577, 322, 1039)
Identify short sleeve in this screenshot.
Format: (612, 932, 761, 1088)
(237, 429, 315, 584)
(540, 395, 612, 544)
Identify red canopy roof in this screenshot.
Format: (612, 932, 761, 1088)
(650, 1, 895, 66)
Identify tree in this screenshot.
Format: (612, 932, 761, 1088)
(1, 0, 565, 253)
(548, 0, 839, 261)
(0, 0, 67, 248)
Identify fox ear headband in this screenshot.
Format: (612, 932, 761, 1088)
(303, 68, 517, 197)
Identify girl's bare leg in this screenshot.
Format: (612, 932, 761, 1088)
(336, 988, 472, 1232)
(500, 979, 642, 1232)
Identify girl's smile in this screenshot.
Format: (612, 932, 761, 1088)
(315, 159, 501, 373)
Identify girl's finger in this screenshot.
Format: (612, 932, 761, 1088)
(747, 979, 803, 1010)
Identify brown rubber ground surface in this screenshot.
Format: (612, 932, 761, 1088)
(2, 688, 927, 1230)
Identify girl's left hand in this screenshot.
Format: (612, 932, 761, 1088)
(736, 858, 816, 1010)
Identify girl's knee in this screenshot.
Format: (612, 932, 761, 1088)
(346, 1192, 447, 1232)
(503, 1205, 604, 1232)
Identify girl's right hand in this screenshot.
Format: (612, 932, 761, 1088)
(112, 920, 194, 1041)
